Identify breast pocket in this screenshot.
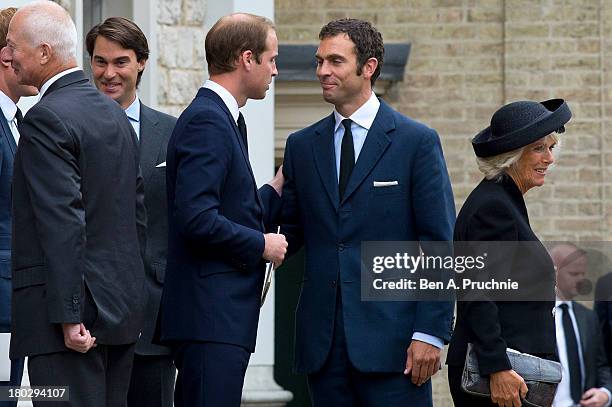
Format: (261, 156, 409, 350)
(372, 183, 405, 196)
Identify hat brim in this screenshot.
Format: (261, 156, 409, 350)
(472, 99, 572, 158)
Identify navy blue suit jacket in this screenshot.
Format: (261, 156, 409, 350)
(282, 100, 455, 374)
(0, 107, 16, 333)
(159, 88, 281, 352)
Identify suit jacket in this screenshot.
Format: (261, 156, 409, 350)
(446, 176, 557, 375)
(136, 103, 176, 356)
(0, 107, 16, 333)
(281, 100, 456, 374)
(572, 301, 612, 394)
(595, 273, 612, 365)
(159, 87, 281, 352)
(10, 70, 146, 358)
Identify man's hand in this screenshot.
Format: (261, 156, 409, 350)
(404, 340, 441, 386)
(61, 323, 96, 353)
(267, 165, 284, 196)
(489, 369, 527, 407)
(263, 233, 287, 267)
(581, 388, 610, 407)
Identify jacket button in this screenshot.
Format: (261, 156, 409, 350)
(331, 280, 336, 288)
(338, 243, 345, 251)
(73, 298, 79, 304)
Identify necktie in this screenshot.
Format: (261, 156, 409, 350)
(560, 303, 582, 403)
(237, 112, 248, 154)
(15, 108, 23, 129)
(338, 119, 354, 200)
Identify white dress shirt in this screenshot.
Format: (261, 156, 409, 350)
(553, 300, 611, 407)
(0, 90, 19, 144)
(332, 91, 443, 350)
(38, 67, 80, 100)
(124, 96, 141, 139)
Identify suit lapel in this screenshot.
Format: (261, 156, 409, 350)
(572, 302, 589, 366)
(0, 108, 16, 156)
(312, 114, 339, 211)
(139, 103, 162, 183)
(340, 101, 393, 205)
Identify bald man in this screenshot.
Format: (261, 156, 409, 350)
(3, 2, 145, 405)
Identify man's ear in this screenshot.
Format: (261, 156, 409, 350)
(137, 58, 147, 73)
(39, 43, 52, 65)
(361, 57, 378, 80)
(240, 50, 254, 72)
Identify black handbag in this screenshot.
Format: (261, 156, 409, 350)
(461, 343, 562, 407)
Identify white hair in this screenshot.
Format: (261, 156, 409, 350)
(475, 133, 560, 181)
(18, 1, 77, 64)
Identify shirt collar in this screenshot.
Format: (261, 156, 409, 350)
(333, 91, 380, 132)
(38, 67, 81, 99)
(124, 95, 140, 122)
(203, 79, 240, 123)
(0, 90, 16, 122)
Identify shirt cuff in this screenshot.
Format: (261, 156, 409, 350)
(411, 332, 444, 349)
(599, 387, 611, 407)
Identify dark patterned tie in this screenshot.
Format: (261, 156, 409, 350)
(338, 119, 354, 200)
(560, 303, 582, 403)
(237, 112, 248, 154)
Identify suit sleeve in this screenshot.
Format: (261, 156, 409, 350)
(595, 276, 612, 365)
(591, 309, 612, 392)
(460, 199, 518, 375)
(19, 106, 85, 323)
(280, 135, 304, 256)
(409, 129, 455, 342)
(258, 184, 282, 232)
(173, 111, 264, 266)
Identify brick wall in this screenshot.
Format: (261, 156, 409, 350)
(276, 0, 611, 405)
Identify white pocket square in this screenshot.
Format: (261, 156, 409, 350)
(155, 162, 166, 168)
(373, 181, 399, 187)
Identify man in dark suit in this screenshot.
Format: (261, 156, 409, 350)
(551, 243, 612, 407)
(0, 7, 38, 407)
(159, 13, 286, 407)
(4, 3, 146, 406)
(280, 18, 455, 406)
(86, 17, 177, 407)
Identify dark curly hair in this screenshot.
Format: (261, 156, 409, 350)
(319, 18, 384, 86)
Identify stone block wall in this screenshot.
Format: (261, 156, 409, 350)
(157, 0, 207, 117)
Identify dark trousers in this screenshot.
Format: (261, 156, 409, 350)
(448, 365, 498, 406)
(28, 343, 136, 407)
(0, 357, 24, 407)
(307, 291, 432, 407)
(173, 341, 250, 407)
(127, 353, 175, 407)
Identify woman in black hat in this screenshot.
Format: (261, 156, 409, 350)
(446, 99, 572, 406)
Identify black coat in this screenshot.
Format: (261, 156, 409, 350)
(572, 301, 612, 394)
(446, 176, 556, 375)
(10, 70, 146, 358)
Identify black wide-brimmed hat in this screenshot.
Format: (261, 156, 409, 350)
(472, 99, 572, 158)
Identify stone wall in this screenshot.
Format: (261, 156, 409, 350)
(156, 0, 207, 117)
(276, 0, 611, 405)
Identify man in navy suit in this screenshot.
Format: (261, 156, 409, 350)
(0, 7, 37, 407)
(159, 13, 287, 407)
(281, 18, 455, 406)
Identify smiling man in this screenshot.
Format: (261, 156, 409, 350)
(86, 17, 177, 407)
(280, 18, 455, 406)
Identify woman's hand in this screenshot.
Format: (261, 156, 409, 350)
(489, 369, 528, 407)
